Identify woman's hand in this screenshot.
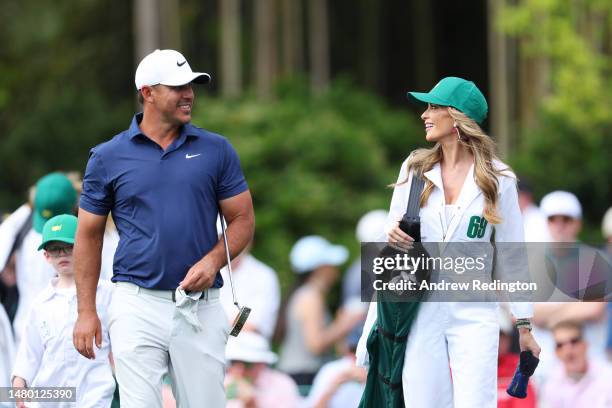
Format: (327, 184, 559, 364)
(518, 328, 541, 358)
(388, 220, 414, 251)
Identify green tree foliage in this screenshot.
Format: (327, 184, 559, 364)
(193, 79, 423, 288)
(499, 0, 612, 230)
(0, 0, 133, 210)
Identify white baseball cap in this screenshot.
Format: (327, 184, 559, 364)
(356, 209, 388, 242)
(290, 235, 349, 274)
(225, 332, 278, 365)
(134, 49, 211, 90)
(540, 191, 582, 219)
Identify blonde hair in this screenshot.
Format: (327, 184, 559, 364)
(398, 107, 510, 224)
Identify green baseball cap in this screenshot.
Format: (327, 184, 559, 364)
(38, 214, 78, 250)
(407, 77, 488, 124)
(33, 172, 77, 233)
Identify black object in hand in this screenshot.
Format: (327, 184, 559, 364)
(377, 214, 429, 299)
(507, 351, 539, 399)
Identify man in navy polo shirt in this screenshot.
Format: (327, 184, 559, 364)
(72, 49, 254, 407)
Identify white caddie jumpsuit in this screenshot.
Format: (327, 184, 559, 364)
(357, 157, 533, 408)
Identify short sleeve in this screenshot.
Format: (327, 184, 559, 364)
(11, 309, 43, 385)
(216, 139, 248, 200)
(80, 151, 113, 215)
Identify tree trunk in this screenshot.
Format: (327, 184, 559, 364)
(411, 0, 435, 90)
(308, 0, 330, 92)
(515, 4, 550, 132)
(281, 0, 304, 75)
(159, 0, 181, 50)
(487, 0, 513, 158)
(255, 0, 278, 100)
(134, 0, 160, 108)
(360, 0, 381, 91)
(134, 0, 160, 62)
(220, 0, 242, 97)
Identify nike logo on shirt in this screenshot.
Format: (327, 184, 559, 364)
(185, 153, 201, 159)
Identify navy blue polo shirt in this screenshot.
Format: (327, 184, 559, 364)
(80, 113, 248, 289)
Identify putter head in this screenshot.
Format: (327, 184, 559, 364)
(229, 306, 251, 337)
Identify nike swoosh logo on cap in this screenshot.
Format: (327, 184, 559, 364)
(186, 153, 201, 159)
(177, 60, 187, 67)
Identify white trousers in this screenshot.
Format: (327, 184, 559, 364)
(402, 302, 500, 408)
(108, 282, 229, 408)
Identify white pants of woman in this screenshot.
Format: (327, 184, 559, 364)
(402, 302, 500, 408)
(109, 282, 229, 408)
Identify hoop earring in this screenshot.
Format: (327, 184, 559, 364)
(454, 125, 462, 141)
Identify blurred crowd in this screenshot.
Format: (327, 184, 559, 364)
(0, 171, 611, 408)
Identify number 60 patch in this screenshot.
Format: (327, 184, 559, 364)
(467, 216, 488, 238)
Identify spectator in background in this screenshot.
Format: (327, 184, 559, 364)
(304, 322, 367, 408)
(532, 191, 608, 386)
(100, 217, 119, 282)
(518, 179, 551, 242)
(0, 303, 14, 408)
(277, 236, 365, 389)
(602, 207, 612, 245)
(0, 172, 77, 346)
(497, 306, 537, 408)
(0, 253, 18, 323)
(225, 331, 300, 408)
(541, 191, 582, 243)
(342, 209, 387, 306)
(220, 237, 280, 340)
(540, 321, 612, 408)
(601, 207, 612, 360)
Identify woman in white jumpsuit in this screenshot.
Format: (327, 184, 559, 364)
(356, 77, 541, 407)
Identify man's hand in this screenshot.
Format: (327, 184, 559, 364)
(73, 310, 102, 359)
(518, 328, 541, 358)
(180, 259, 218, 292)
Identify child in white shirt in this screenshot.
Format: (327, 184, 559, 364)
(11, 214, 115, 407)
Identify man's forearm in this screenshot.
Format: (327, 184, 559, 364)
(74, 231, 103, 313)
(205, 211, 255, 271)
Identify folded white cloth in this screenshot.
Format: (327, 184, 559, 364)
(174, 288, 203, 331)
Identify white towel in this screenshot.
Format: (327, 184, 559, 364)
(174, 288, 203, 331)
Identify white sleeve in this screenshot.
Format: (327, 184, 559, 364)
(494, 178, 533, 319)
(385, 158, 411, 239)
(0, 204, 32, 270)
(0, 307, 15, 389)
(356, 156, 412, 366)
(245, 268, 280, 340)
(355, 300, 377, 367)
(302, 362, 337, 408)
(11, 308, 43, 385)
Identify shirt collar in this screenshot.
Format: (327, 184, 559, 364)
(423, 162, 443, 191)
(39, 278, 77, 302)
(127, 113, 201, 141)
